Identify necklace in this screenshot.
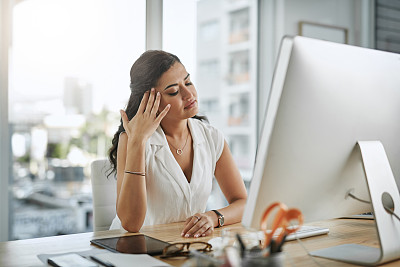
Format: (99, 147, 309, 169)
(168, 130, 190, 155)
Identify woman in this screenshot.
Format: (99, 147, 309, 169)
(108, 50, 247, 238)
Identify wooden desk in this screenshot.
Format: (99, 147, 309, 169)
(0, 219, 398, 267)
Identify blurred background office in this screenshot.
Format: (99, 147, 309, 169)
(0, 0, 399, 241)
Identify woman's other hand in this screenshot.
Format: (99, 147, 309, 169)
(181, 213, 215, 238)
(120, 88, 170, 142)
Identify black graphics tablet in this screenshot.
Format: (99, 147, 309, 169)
(90, 234, 170, 256)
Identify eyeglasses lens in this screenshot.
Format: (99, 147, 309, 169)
(162, 242, 212, 258)
(189, 242, 210, 251)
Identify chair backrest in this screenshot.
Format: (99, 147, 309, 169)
(90, 159, 117, 231)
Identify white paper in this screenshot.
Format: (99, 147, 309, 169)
(48, 254, 97, 267)
(96, 253, 171, 267)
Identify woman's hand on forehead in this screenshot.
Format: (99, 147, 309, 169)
(120, 88, 170, 142)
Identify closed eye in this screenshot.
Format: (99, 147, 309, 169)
(167, 81, 192, 96)
(168, 91, 179, 96)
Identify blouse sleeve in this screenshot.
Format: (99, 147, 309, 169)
(213, 126, 224, 161)
(202, 121, 225, 162)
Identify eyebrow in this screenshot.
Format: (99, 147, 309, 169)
(163, 73, 190, 91)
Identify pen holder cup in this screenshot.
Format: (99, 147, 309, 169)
(220, 228, 283, 267)
(242, 252, 284, 267)
(221, 228, 264, 250)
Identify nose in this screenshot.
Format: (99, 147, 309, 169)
(180, 84, 194, 100)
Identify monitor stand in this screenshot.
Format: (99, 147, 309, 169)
(310, 141, 400, 266)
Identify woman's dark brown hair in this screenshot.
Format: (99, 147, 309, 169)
(107, 50, 206, 177)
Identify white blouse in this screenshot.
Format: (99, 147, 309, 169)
(109, 118, 224, 230)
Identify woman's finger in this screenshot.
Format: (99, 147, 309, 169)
(151, 92, 161, 117)
(120, 110, 129, 130)
(145, 88, 156, 113)
(184, 217, 192, 225)
(181, 216, 200, 237)
(200, 227, 213, 237)
(155, 104, 170, 123)
(188, 220, 208, 238)
(193, 223, 213, 238)
(137, 90, 150, 114)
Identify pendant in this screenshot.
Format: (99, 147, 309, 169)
(176, 149, 183, 155)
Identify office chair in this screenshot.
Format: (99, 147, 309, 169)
(90, 159, 117, 231)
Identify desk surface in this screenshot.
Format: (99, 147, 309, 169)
(0, 218, 398, 267)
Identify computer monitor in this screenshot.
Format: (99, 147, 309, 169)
(242, 36, 400, 265)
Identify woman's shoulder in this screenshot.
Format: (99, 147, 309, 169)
(190, 118, 219, 133)
(189, 118, 225, 162)
(190, 118, 224, 144)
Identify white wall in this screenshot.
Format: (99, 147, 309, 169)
(283, 0, 357, 42)
(277, 0, 374, 57)
(258, 0, 375, 129)
(277, 0, 374, 47)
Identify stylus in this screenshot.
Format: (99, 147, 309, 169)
(90, 256, 115, 267)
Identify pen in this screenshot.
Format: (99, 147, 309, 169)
(235, 233, 246, 257)
(269, 239, 276, 254)
(276, 234, 287, 253)
(270, 234, 287, 254)
(89, 256, 115, 267)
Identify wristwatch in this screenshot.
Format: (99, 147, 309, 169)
(212, 210, 224, 228)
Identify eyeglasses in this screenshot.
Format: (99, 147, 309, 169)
(161, 241, 212, 258)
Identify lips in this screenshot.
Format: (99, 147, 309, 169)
(184, 100, 197, 109)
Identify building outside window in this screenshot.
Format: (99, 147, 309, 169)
(196, 0, 258, 184)
(163, 0, 258, 208)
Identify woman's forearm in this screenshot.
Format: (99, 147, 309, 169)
(205, 198, 247, 228)
(116, 139, 147, 232)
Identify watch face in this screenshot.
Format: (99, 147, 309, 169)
(213, 210, 224, 227)
(219, 216, 224, 226)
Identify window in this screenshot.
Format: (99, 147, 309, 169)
(196, 0, 258, 183)
(199, 20, 220, 42)
(228, 93, 249, 127)
(375, 0, 400, 54)
(163, 0, 258, 209)
(229, 8, 250, 43)
(228, 50, 250, 85)
(8, 0, 145, 240)
(199, 60, 220, 78)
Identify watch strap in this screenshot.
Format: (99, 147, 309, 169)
(212, 209, 224, 228)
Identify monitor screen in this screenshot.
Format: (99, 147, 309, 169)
(243, 36, 400, 229)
